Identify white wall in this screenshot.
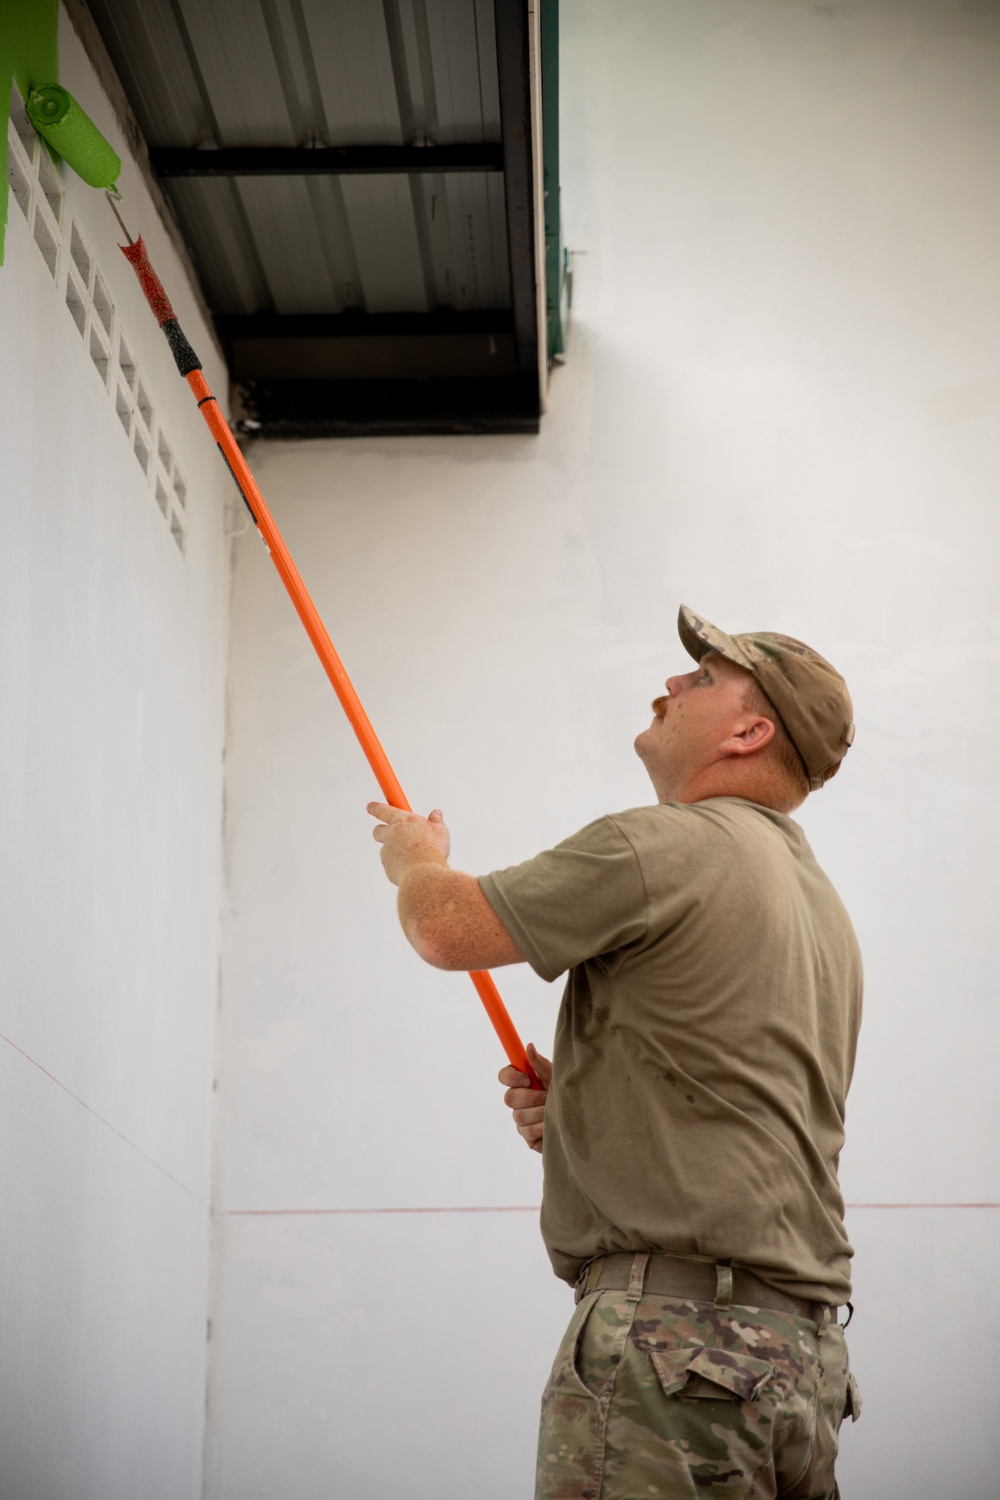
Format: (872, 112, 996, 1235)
(209, 2, 1000, 1497)
(0, 13, 231, 1498)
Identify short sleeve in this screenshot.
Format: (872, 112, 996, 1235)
(479, 816, 649, 982)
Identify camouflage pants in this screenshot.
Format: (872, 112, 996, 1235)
(536, 1269, 859, 1499)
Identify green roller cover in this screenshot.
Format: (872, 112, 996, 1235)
(26, 84, 121, 190)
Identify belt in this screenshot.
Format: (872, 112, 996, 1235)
(576, 1252, 834, 1325)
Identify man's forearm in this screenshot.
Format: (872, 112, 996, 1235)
(396, 863, 523, 971)
(367, 801, 525, 971)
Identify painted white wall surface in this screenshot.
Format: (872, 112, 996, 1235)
(206, 1, 1000, 1497)
(0, 12, 231, 1498)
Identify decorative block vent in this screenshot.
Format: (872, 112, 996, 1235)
(7, 87, 189, 557)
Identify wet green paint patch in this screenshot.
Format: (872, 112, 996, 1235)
(0, 0, 59, 263)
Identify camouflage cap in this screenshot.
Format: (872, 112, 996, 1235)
(677, 605, 855, 791)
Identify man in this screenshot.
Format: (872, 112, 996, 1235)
(368, 605, 862, 1500)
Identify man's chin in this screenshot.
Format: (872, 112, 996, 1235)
(635, 716, 663, 749)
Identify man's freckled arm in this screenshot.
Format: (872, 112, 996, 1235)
(366, 801, 525, 971)
(396, 863, 526, 971)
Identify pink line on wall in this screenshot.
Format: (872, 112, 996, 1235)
(221, 1205, 542, 1217)
(846, 1202, 1000, 1209)
(219, 1202, 1000, 1217)
(0, 1028, 203, 1205)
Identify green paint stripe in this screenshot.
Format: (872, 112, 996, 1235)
(0, 0, 60, 264)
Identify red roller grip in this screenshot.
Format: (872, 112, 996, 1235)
(120, 237, 201, 376)
(120, 236, 176, 325)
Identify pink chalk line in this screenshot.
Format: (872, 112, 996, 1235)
(219, 1202, 1000, 1217)
(847, 1202, 1000, 1209)
(1, 1027, 202, 1204)
(221, 1205, 542, 1216)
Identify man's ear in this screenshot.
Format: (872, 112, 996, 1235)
(720, 716, 776, 758)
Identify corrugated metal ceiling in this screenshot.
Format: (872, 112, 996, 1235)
(82, 0, 546, 434)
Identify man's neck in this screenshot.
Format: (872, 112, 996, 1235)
(659, 763, 800, 814)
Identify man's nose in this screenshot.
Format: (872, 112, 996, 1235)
(665, 674, 686, 695)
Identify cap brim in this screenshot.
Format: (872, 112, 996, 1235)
(677, 605, 756, 672)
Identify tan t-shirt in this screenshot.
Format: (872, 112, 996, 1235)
(479, 797, 862, 1303)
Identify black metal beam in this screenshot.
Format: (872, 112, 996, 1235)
(226, 336, 517, 382)
(494, 0, 539, 387)
(216, 310, 514, 340)
(235, 375, 541, 438)
(217, 310, 520, 382)
(149, 143, 505, 178)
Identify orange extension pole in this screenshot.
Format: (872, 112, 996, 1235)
(119, 229, 541, 1091)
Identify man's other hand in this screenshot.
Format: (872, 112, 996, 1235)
(499, 1043, 552, 1152)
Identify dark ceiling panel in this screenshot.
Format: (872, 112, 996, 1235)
(148, 142, 505, 175)
(84, 0, 543, 434)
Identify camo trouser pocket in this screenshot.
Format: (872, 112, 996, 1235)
(536, 1290, 856, 1500)
(649, 1343, 776, 1402)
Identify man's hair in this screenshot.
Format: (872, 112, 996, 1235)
(741, 677, 810, 803)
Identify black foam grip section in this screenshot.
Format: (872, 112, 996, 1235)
(162, 318, 202, 376)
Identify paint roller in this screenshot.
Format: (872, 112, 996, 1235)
(31, 87, 542, 1091)
(26, 85, 121, 190)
